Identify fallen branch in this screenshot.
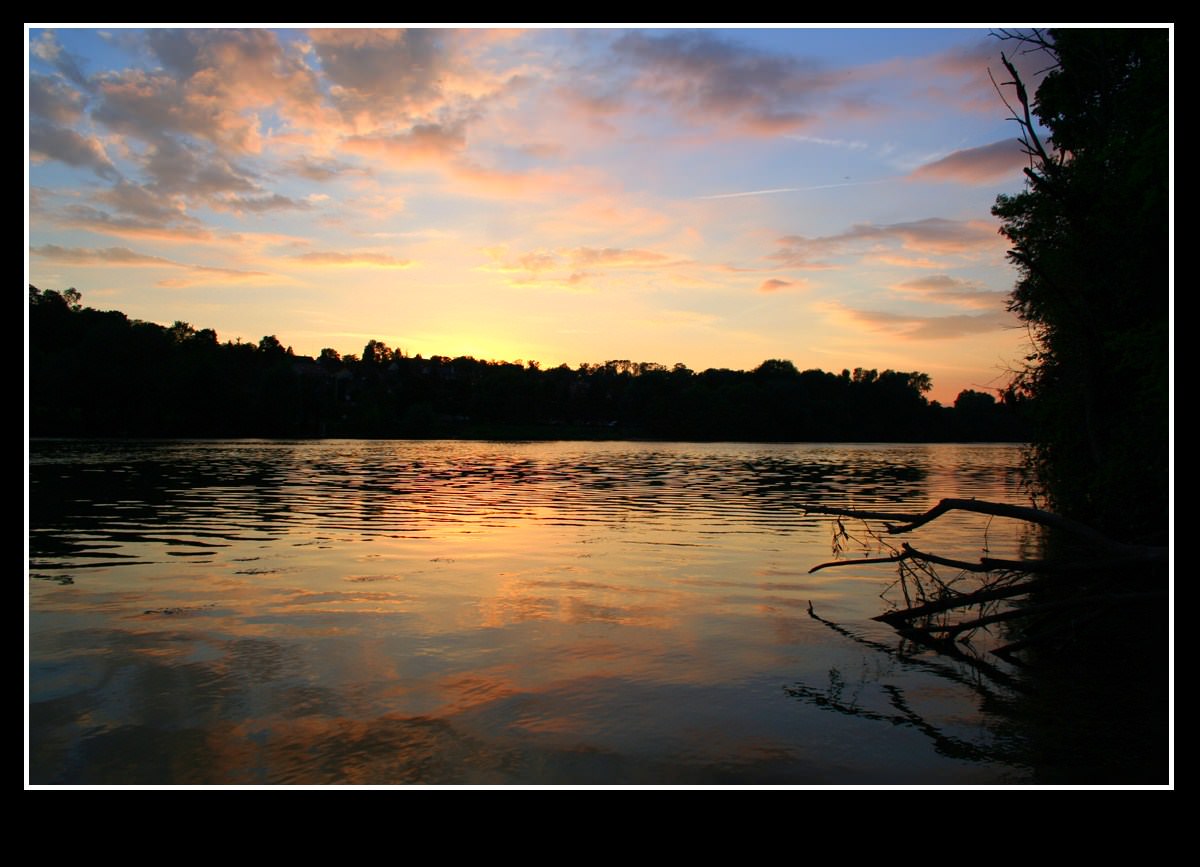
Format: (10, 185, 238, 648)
(803, 498, 1168, 666)
(804, 498, 1166, 563)
(805, 601, 1023, 694)
(872, 580, 1039, 625)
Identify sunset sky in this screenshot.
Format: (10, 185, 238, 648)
(26, 26, 1053, 403)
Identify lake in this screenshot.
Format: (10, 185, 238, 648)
(29, 439, 1040, 785)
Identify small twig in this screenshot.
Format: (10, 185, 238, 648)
(809, 551, 906, 574)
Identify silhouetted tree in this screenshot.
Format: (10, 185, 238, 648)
(992, 29, 1168, 541)
(31, 287, 1024, 443)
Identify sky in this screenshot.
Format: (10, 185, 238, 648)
(25, 25, 1055, 404)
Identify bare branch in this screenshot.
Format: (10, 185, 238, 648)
(873, 580, 1038, 625)
(1000, 51, 1056, 170)
(804, 498, 1167, 561)
(808, 551, 905, 574)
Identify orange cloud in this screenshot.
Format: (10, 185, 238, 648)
(135, 30, 321, 151)
(870, 253, 943, 269)
(343, 123, 467, 166)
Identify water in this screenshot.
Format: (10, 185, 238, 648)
(28, 440, 1037, 785)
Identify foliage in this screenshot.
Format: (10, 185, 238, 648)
(992, 29, 1168, 542)
(28, 287, 1027, 443)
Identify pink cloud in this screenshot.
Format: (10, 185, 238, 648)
(889, 275, 1008, 309)
(911, 139, 1028, 184)
(569, 247, 670, 267)
(291, 251, 412, 268)
(772, 218, 1003, 268)
(31, 243, 271, 287)
(829, 304, 1015, 339)
(31, 244, 174, 266)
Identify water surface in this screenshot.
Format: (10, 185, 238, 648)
(29, 440, 1035, 784)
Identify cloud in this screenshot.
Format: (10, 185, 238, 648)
(29, 123, 118, 179)
(145, 29, 206, 77)
(870, 253, 944, 269)
(285, 154, 364, 182)
(931, 38, 998, 79)
(865, 218, 1002, 255)
(142, 138, 256, 195)
(343, 122, 467, 166)
(31, 30, 90, 87)
(829, 304, 1014, 339)
(757, 278, 805, 293)
(910, 139, 1028, 184)
(487, 245, 675, 274)
(518, 142, 564, 160)
(155, 264, 272, 287)
(772, 217, 1003, 268)
(93, 69, 238, 148)
(90, 30, 320, 157)
(569, 247, 669, 267)
(91, 139, 308, 218)
(445, 159, 588, 201)
(931, 33, 1055, 115)
(32, 243, 271, 286)
(144, 29, 319, 147)
(31, 29, 329, 255)
(309, 28, 448, 121)
(29, 73, 86, 123)
(31, 244, 174, 266)
(604, 30, 833, 135)
(209, 193, 310, 214)
(96, 180, 189, 222)
(890, 275, 1008, 309)
(291, 251, 412, 268)
(514, 251, 558, 273)
(785, 134, 868, 150)
(480, 244, 679, 292)
(50, 202, 213, 242)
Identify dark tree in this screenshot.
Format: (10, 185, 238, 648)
(992, 29, 1168, 542)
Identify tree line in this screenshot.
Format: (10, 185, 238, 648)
(29, 286, 1026, 442)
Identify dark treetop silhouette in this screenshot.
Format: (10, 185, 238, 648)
(991, 28, 1168, 545)
(28, 286, 1027, 443)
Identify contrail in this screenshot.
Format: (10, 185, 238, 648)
(696, 178, 890, 200)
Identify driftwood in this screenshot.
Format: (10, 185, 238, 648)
(802, 499, 1168, 663)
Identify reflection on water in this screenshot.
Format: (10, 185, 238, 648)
(29, 440, 1034, 784)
